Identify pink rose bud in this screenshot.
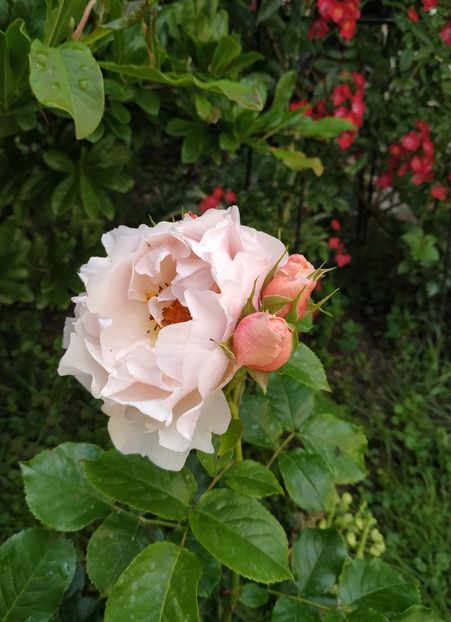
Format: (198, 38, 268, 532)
(261, 254, 316, 320)
(233, 312, 294, 372)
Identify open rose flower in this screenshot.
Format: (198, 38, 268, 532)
(58, 207, 285, 470)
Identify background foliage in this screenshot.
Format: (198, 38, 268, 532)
(1, 0, 450, 620)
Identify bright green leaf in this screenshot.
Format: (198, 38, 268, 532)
(292, 528, 346, 595)
(189, 489, 291, 583)
(21, 442, 110, 531)
(391, 606, 444, 622)
(211, 35, 242, 75)
(339, 559, 421, 614)
(0, 528, 76, 621)
(104, 542, 202, 622)
(299, 413, 367, 484)
(270, 148, 324, 176)
(280, 344, 330, 392)
(224, 459, 283, 497)
(297, 117, 355, 139)
(278, 449, 335, 511)
(84, 449, 197, 520)
(267, 374, 315, 431)
(272, 71, 297, 111)
(219, 419, 243, 456)
(29, 40, 104, 139)
(87, 512, 150, 596)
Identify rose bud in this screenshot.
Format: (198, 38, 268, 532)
(261, 254, 316, 320)
(233, 312, 294, 372)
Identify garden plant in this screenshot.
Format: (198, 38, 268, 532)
(0, 0, 450, 621)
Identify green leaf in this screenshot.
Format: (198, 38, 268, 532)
(270, 148, 324, 176)
(278, 449, 335, 511)
(44, 0, 85, 46)
(29, 40, 104, 139)
(339, 559, 421, 614)
(197, 440, 232, 478)
(0, 18, 30, 110)
(166, 118, 196, 136)
(43, 150, 75, 173)
(348, 610, 389, 622)
(51, 174, 76, 216)
(272, 71, 297, 111)
(135, 90, 161, 116)
(224, 460, 283, 497)
(194, 93, 220, 124)
(292, 528, 346, 595)
(181, 127, 214, 163)
(0, 528, 76, 622)
(21, 442, 110, 531)
(99, 62, 263, 110)
(299, 413, 367, 484)
(297, 117, 355, 139)
(257, 0, 283, 24)
(104, 542, 202, 622)
(87, 512, 150, 596)
(280, 343, 330, 392)
(271, 596, 320, 621)
(80, 173, 114, 219)
(391, 606, 444, 622)
(240, 394, 283, 449)
(84, 449, 197, 520)
(239, 583, 269, 608)
(189, 489, 291, 583)
(219, 419, 243, 456)
(267, 374, 315, 431)
(211, 35, 242, 75)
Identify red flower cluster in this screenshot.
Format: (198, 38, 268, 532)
(422, 0, 438, 10)
(376, 121, 436, 189)
(308, 0, 361, 42)
(198, 187, 237, 213)
(290, 73, 365, 151)
(408, 1, 442, 23)
(441, 22, 451, 45)
(327, 219, 352, 267)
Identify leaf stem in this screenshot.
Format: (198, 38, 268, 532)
(355, 515, 374, 560)
(266, 431, 296, 468)
(266, 589, 333, 611)
(113, 505, 181, 529)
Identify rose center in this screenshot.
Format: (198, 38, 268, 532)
(161, 300, 192, 326)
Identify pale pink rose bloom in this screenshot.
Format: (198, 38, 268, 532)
(261, 254, 316, 319)
(233, 312, 294, 372)
(58, 207, 286, 470)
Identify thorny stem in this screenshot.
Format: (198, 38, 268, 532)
(266, 432, 296, 468)
(223, 374, 245, 622)
(266, 589, 333, 611)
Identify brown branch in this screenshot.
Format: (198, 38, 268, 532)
(72, 0, 97, 41)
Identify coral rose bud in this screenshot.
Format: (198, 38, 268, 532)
(261, 254, 316, 320)
(233, 312, 294, 372)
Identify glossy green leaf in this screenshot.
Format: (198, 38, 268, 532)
(296, 117, 355, 139)
(272, 70, 297, 111)
(270, 148, 324, 176)
(292, 528, 346, 596)
(84, 449, 197, 520)
(0, 19, 30, 110)
(189, 489, 291, 583)
(104, 542, 202, 622)
(87, 512, 149, 596)
(280, 343, 330, 392)
(339, 559, 421, 613)
(219, 419, 243, 456)
(99, 62, 263, 110)
(278, 449, 335, 511)
(240, 394, 283, 449)
(21, 442, 110, 531)
(391, 606, 444, 621)
(271, 596, 320, 621)
(239, 583, 269, 608)
(211, 35, 241, 75)
(0, 528, 76, 622)
(29, 40, 104, 139)
(299, 414, 367, 484)
(224, 460, 283, 497)
(267, 374, 315, 431)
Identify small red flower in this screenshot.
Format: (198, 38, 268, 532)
(389, 144, 403, 158)
(331, 219, 341, 231)
(431, 185, 448, 200)
(376, 172, 393, 189)
(407, 7, 420, 22)
(336, 131, 356, 150)
(336, 253, 352, 268)
(422, 0, 438, 11)
(328, 236, 342, 250)
(213, 186, 224, 199)
(224, 190, 237, 203)
(401, 131, 421, 152)
(440, 23, 451, 46)
(199, 195, 219, 212)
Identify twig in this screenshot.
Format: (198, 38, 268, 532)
(72, 0, 97, 41)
